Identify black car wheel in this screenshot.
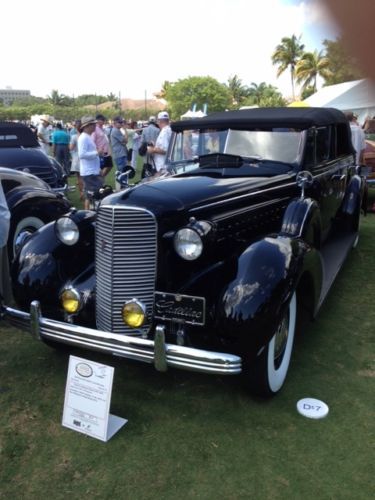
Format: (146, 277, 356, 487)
(248, 293, 297, 397)
(9, 215, 45, 260)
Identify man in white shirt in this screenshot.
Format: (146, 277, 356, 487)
(78, 116, 103, 209)
(345, 111, 366, 165)
(37, 115, 52, 156)
(147, 111, 172, 173)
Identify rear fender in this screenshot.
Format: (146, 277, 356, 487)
(341, 174, 364, 215)
(280, 197, 322, 248)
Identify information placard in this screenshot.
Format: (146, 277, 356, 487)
(62, 355, 127, 441)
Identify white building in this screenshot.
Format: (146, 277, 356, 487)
(0, 87, 31, 105)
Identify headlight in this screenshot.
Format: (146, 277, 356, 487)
(55, 217, 79, 245)
(122, 299, 146, 328)
(60, 287, 81, 314)
(174, 228, 203, 260)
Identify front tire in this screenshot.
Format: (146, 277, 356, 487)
(248, 292, 297, 397)
(8, 215, 45, 261)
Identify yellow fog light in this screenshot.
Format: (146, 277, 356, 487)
(122, 299, 146, 328)
(60, 288, 81, 314)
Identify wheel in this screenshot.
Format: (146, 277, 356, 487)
(8, 215, 45, 261)
(248, 293, 297, 397)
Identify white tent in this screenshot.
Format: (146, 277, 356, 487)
(180, 110, 207, 119)
(304, 79, 375, 124)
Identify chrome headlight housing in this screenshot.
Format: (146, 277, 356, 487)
(55, 217, 79, 246)
(174, 227, 203, 261)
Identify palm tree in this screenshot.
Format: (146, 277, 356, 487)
(295, 50, 332, 93)
(272, 35, 305, 100)
(247, 82, 269, 106)
(227, 75, 249, 106)
(48, 89, 70, 107)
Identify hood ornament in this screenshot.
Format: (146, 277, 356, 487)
(296, 171, 313, 199)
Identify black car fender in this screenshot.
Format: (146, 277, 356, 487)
(6, 185, 69, 212)
(217, 235, 307, 358)
(280, 197, 322, 248)
(11, 210, 96, 313)
(341, 174, 364, 215)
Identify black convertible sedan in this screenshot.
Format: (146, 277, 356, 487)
(4, 107, 366, 396)
(0, 121, 67, 191)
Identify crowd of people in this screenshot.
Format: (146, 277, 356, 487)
(35, 111, 172, 208)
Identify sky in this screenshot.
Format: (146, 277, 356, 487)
(1, 0, 337, 101)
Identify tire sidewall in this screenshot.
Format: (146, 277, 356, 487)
(9, 215, 45, 260)
(266, 292, 297, 393)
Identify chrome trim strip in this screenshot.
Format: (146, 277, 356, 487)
(4, 303, 242, 376)
(211, 196, 290, 223)
(189, 178, 296, 212)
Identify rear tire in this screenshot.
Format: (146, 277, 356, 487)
(247, 293, 297, 397)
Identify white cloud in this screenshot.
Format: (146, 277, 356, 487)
(1, 0, 336, 100)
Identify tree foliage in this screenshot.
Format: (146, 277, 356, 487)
(272, 34, 305, 99)
(164, 76, 231, 118)
(322, 38, 364, 85)
(226, 75, 249, 108)
(243, 82, 286, 107)
(295, 50, 331, 92)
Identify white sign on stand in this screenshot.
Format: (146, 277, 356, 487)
(62, 355, 127, 442)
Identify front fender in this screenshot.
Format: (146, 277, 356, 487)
(12, 210, 96, 314)
(217, 236, 307, 358)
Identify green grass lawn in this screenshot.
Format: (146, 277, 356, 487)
(0, 200, 374, 499)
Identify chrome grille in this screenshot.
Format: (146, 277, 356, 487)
(96, 205, 157, 336)
(15, 165, 58, 188)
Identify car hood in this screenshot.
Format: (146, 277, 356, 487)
(103, 174, 294, 216)
(0, 147, 51, 167)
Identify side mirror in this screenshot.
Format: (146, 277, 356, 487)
(296, 170, 313, 199)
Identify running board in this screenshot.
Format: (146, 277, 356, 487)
(317, 231, 358, 310)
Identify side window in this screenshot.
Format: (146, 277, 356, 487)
(304, 129, 315, 168)
(316, 127, 330, 163)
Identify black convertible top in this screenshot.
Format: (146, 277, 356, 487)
(172, 107, 349, 131)
(0, 121, 39, 148)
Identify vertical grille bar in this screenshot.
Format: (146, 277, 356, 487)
(96, 205, 157, 335)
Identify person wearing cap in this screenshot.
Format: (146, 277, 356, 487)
(77, 116, 103, 209)
(92, 114, 113, 177)
(109, 116, 129, 175)
(147, 111, 172, 173)
(142, 116, 160, 146)
(37, 115, 52, 155)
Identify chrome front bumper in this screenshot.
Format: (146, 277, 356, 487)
(4, 301, 242, 376)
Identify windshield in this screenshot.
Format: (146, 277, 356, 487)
(169, 128, 304, 175)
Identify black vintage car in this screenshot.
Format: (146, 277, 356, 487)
(0, 167, 71, 260)
(0, 121, 67, 191)
(4, 108, 365, 396)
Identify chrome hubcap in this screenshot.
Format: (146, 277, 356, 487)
(274, 314, 289, 365)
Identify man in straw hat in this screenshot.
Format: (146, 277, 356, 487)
(77, 116, 103, 209)
(37, 115, 52, 155)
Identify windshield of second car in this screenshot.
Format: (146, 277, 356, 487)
(169, 128, 304, 174)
